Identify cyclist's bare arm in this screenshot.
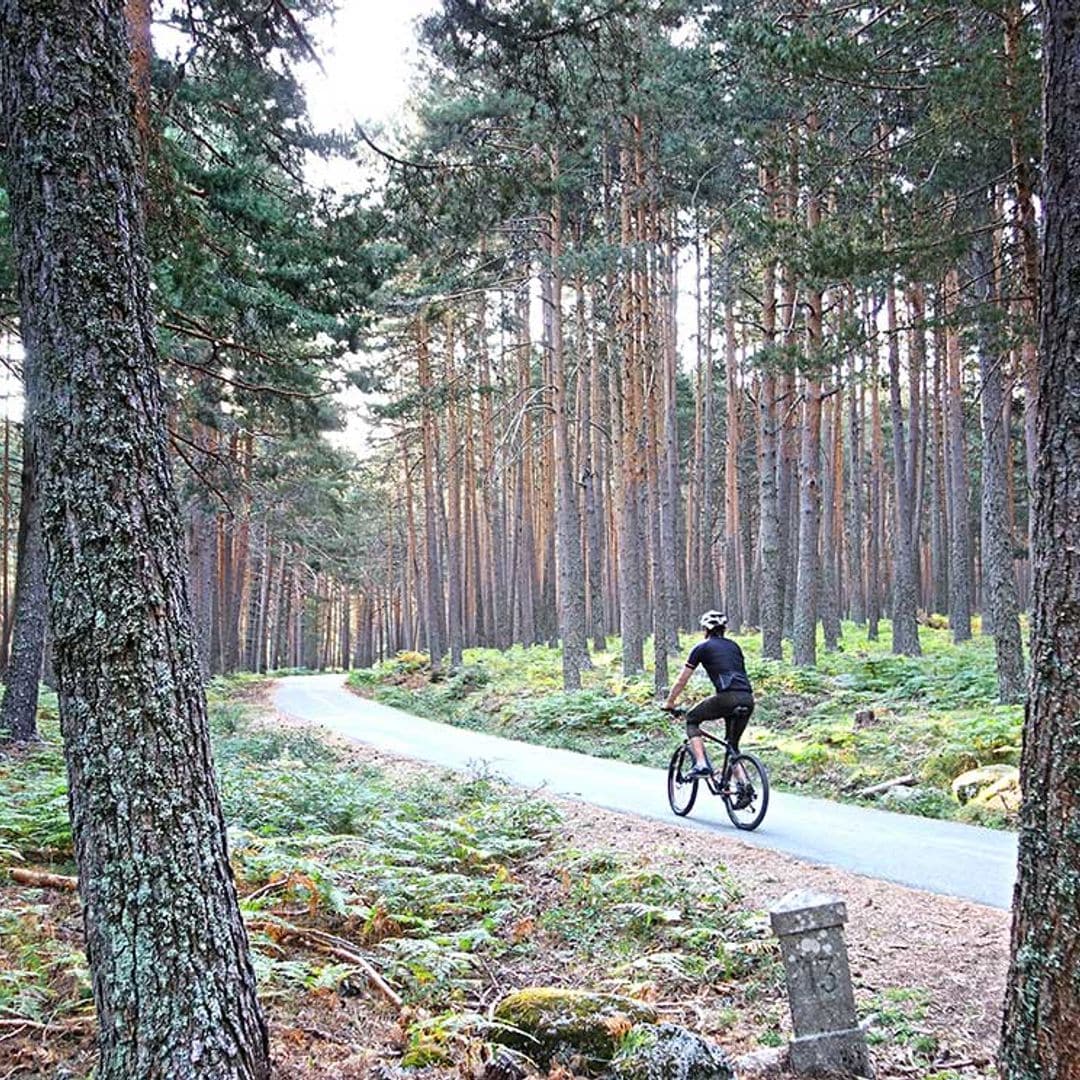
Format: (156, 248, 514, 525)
(663, 663, 695, 710)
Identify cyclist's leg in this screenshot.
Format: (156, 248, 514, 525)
(686, 696, 726, 771)
(719, 692, 755, 781)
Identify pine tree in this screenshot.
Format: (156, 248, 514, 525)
(1001, 5, 1080, 1071)
(0, 3, 269, 1074)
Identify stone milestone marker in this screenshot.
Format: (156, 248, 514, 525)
(769, 890, 873, 1078)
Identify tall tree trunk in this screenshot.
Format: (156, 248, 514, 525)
(945, 267, 974, 642)
(545, 162, 588, 687)
(930, 308, 950, 615)
(0, 417, 45, 742)
(580, 276, 607, 654)
(723, 296, 744, 631)
(417, 315, 447, 669)
(821, 369, 842, 651)
(513, 282, 538, 646)
(792, 376, 822, 667)
(662, 225, 685, 631)
(443, 313, 464, 668)
(1, 413, 10, 668)
(868, 304, 884, 641)
(617, 139, 645, 674)
(758, 168, 783, 659)
(0, 1, 269, 1075)
(906, 283, 927, 604)
(792, 145, 821, 667)
(701, 242, 717, 614)
(973, 229, 1025, 703)
(1003, 0, 1040, 574)
(886, 282, 921, 656)
(1001, 6, 1080, 1068)
(846, 308, 866, 625)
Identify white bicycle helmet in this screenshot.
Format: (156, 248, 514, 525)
(699, 610, 728, 632)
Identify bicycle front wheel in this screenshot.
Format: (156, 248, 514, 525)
(723, 752, 769, 831)
(667, 744, 699, 817)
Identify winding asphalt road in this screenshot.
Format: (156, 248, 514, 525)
(273, 674, 1018, 910)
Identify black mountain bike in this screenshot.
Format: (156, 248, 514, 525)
(664, 706, 769, 830)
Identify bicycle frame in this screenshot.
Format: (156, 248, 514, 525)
(695, 730, 738, 795)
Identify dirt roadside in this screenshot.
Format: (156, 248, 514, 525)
(286, 710, 1010, 1079)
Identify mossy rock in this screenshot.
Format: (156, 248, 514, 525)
(612, 1023, 734, 1080)
(969, 772, 1021, 814)
(492, 987, 657, 1070)
(951, 764, 1019, 805)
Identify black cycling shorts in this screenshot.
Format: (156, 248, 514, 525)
(686, 690, 755, 750)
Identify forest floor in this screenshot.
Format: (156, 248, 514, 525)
(347, 621, 1023, 829)
(0, 677, 1007, 1080)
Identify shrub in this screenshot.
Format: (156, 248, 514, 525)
(446, 665, 491, 698)
(0, 744, 72, 861)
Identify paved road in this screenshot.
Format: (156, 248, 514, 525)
(273, 674, 1018, 909)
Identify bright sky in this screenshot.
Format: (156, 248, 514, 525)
(303, 1, 438, 144)
(297, 3, 439, 451)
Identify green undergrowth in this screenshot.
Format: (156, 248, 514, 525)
(347, 622, 1023, 829)
(0, 677, 780, 1068)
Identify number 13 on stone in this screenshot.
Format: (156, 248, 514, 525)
(769, 890, 874, 1078)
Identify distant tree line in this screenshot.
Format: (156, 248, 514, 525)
(336, 0, 1036, 704)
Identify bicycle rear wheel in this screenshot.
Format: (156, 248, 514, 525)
(667, 744, 699, 817)
(723, 752, 769, 831)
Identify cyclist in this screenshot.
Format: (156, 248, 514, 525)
(663, 610, 754, 780)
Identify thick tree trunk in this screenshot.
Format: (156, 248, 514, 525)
(1001, 6, 1080, 1070)
(0, 417, 45, 743)
(0, 2, 269, 1076)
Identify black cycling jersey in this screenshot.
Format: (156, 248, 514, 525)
(685, 635, 753, 694)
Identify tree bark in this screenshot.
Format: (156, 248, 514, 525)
(1, 415, 10, 669)
(792, 376, 822, 667)
(0, 416, 45, 743)
(1001, 4, 1080, 1070)
(930, 306, 950, 615)
(868, 305, 884, 641)
(0, 1, 269, 1075)
(758, 167, 783, 660)
(821, 370, 842, 652)
(944, 267, 974, 642)
(545, 163, 588, 687)
(416, 315, 447, 669)
(723, 296, 744, 631)
(846, 306, 866, 625)
(886, 282, 921, 656)
(972, 230, 1025, 703)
